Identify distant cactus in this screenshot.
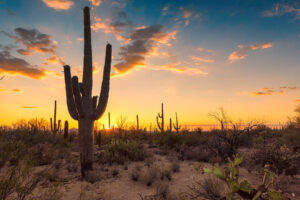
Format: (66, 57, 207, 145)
(173, 112, 181, 133)
(63, 6, 112, 178)
(64, 120, 69, 139)
(108, 112, 111, 129)
(50, 100, 61, 134)
(169, 118, 172, 132)
(156, 103, 164, 133)
(136, 114, 139, 132)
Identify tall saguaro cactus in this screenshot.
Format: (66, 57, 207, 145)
(136, 114, 139, 132)
(173, 112, 181, 133)
(108, 112, 111, 129)
(50, 100, 61, 134)
(63, 6, 112, 178)
(169, 118, 172, 132)
(156, 103, 164, 133)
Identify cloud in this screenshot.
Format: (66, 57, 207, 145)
(46, 55, 61, 65)
(263, 3, 300, 19)
(91, 11, 132, 42)
(0, 48, 47, 79)
(12, 89, 21, 92)
(153, 62, 207, 75)
(112, 25, 177, 76)
(20, 106, 39, 108)
(42, 0, 74, 10)
(190, 56, 215, 63)
(5, 28, 57, 55)
(162, 4, 170, 15)
(89, 0, 101, 6)
(294, 99, 300, 103)
(238, 86, 298, 97)
(228, 42, 273, 63)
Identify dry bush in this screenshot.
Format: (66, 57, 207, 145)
(84, 170, 101, 184)
(140, 166, 158, 186)
(159, 166, 172, 181)
(170, 161, 180, 173)
(138, 182, 171, 200)
(130, 164, 142, 181)
(249, 144, 300, 175)
(187, 175, 224, 200)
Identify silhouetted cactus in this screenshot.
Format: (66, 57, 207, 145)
(63, 6, 111, 178)
(173, 112, 181, 133)
(169, 118, 172, 132)
(64, 120, 69, 139)
(108, 112, 111, 129)
(156, 103, 164, 133)
(136, 114, 139, 132)
(50, 100, 61, 134)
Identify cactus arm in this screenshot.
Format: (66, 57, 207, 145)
(57, 120, 61, 131)
(157, 116, 162, 130)
(93, 44, 112, 120)
(50, 118, 53, 131)
(92, 96, 98, 111)
(82, 7, 93, 100)
(72, 76, 85, 117)
(63, 65, 78, 120)
(79, 82, 84, 96)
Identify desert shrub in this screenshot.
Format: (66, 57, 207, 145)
(130, 164, 141, 181)
(39, 184, 64, 200)
(139, 182, 170, 200)
(154, 132, 202, 149)
(178, 146, 212, 162)
(187, 175, 223, 200)
(204, 154, 288, 200)
(170, 161, 180, 173)
(280, 128, 300, 147)
(141, 166, 158, 186)
(101, 139, 147, 164)
(250, 144, 300, 175)
(160, 166, 172, 181)
(0, 160, 46, 200)
(84, 170, 101, 184)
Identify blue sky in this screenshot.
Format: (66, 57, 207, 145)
(0, 0, 300, 127)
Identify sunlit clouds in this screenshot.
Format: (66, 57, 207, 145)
(228, 42, 273, 63)
(237, 86, 299, 97)
(89, 0, 102, 7)
(263, 3, 300, 19)
(190, 56, 215, 63)
(42, 0, 74, 10)
(20, 106, 39, 109)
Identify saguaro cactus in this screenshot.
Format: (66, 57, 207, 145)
(136, 114, 139, 132)
(173, 112, 181, 133)
(156, 103, 164, 133)
(64, 120, 69, 139)
(63, 6, 112, 177)
(169, 118, 172, 132)
(50, 100, 61, 134)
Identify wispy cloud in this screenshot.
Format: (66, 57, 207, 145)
(228, 42, 272, 63)
(20, 106, 39, 109)
(89, 0, 101, 6)
(42, 0, 74, 10)
(0, 46, 47, 79)
(238, 86, 298, 97)
(0, 88, 22, 93)
(263, 3, 300, 19)
(294, 99, 300, 103)
(152, 62, 207, 75)
(190, 56, 215, 63)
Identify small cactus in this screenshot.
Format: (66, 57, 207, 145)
(64, 120, 69, 139)
(169, 118, 172, 132)
(50, 100, 61, 134)
(108, 112, 111, 129)
(156, 103, 164, 133)
(136, 114, 139, 132)
(173, 112, 181, 133)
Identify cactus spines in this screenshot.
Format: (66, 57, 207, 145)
(156, 103, 164, 133)
(136, 114, 139, 132)
(64, 120, 69, 139)
(63, 6, 112, 178)
(169, 118, 172, 132)
(173, 112, 181, 133)
(50, 100, 61, 134)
